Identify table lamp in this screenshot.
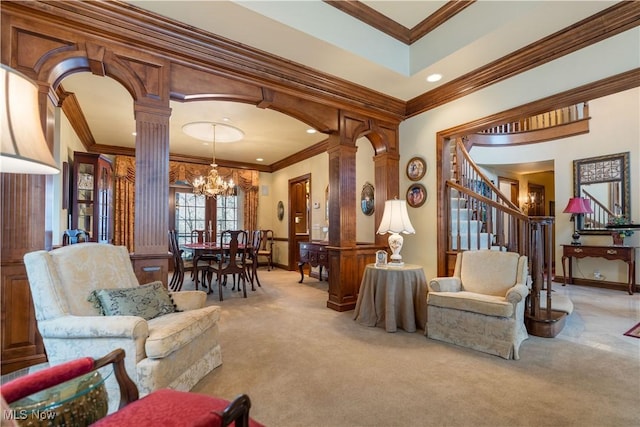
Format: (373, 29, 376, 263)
(377, 199, 415, 266)
(1, 64, 58, 174)
(562, 197, 593, 245)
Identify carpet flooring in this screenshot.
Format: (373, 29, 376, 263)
(190, 269, 640, 427)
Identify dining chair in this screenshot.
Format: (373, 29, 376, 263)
(245, 230, 263, 290)
(208, 230, 249, 301)
(62, 229, 90, 245)
(190, 229, 217, 291)
(257, 229, 274, 270)
(168, 230, 194, 291)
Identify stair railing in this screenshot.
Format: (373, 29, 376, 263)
(581, 188, 614, 229)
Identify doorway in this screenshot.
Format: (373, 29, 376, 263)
(288, 174, 311, 270)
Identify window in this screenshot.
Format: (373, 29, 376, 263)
(173, 188, 242, 247)
(175, 192, 207, 247)
(216, 190, 241, 243)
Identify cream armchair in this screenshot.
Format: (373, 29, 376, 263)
(427, 250, 529, 360)
(23, 243, 223, 410)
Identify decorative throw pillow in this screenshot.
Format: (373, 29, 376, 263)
(88, 281, 177, 320)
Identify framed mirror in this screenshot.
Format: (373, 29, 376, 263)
(574, 152, 630, 235)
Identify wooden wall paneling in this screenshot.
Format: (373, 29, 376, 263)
(1, 263, 46, 374)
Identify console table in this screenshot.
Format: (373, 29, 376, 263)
(298, 241, 329, 283)
(561, 244, 637, 295)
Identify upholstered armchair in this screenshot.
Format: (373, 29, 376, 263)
(23, 243, 223, 411)
(427, 250, 529, 360)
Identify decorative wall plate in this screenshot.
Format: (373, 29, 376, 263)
(277, 201, 284, 221)
(406, 157, 426, 181)
(406, 183, 427, 208)
(361, 182, 375, 216)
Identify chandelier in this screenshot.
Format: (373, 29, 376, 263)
(190, 123, 236, 198)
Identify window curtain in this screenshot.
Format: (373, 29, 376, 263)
(114, 155, 259, 251)
(113, 156, 136, 251)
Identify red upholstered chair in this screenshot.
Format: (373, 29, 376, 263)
(0, 349, 263, 427)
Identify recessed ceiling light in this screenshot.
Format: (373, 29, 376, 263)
(132, 132, 137, 136)
(256, 158, 264, 162)
(306, 129, 317, 134)
(426, 73, 442, 83)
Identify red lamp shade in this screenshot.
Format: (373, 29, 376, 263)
(562, 197, 593, 214)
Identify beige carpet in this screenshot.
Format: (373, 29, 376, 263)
(190, 269, 639, 427)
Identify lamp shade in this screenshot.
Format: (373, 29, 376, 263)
(377, 199, 415, 235)
(562, 197, 593, 214)
(1, 64, 58, 174)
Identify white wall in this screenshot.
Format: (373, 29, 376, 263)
(399, 25, 639, 282)
(355, 136, 376, 243)
(403, 87, 639, 283)
(265, 152, 329, 268)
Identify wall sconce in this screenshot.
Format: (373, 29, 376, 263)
(1, 64, 58, 174)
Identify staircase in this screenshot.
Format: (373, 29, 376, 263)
(450, 190, 495, 250)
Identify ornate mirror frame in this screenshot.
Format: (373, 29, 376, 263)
(573, 152, 630, 235)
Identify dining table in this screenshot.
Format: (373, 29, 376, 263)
(181, 242, 252, 292)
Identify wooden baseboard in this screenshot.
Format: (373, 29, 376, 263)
(554, 276, 638, 293)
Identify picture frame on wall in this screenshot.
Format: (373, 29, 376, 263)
(406, 183, 427, 208)
(406, 156, 426, 181)
(277, 201, 284, 221)
(361, 182, 374, 216)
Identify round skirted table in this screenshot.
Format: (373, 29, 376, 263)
(353, 263, 428, 333)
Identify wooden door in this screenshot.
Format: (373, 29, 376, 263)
(288, 174, 311, 270)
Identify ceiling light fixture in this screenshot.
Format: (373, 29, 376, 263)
(184, 122, 241, 199)
(426, 73, 442, 83)
(306, 129, 317, 134)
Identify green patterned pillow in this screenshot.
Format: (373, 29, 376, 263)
(88, 281, 177, 320)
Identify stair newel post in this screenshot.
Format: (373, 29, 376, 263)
(525, 216, 567, 338)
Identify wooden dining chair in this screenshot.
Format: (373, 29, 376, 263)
(245, 230, 263, 290)
(257, 229, 274, 270)
(190, 229, 216, 291)
(168, 230, 193, 291)
(62, 229, 90, 246)
(208, 230, 248, 301)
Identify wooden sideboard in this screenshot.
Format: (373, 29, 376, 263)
(298, 241, 329, 283)
(561, 244, 637, 295)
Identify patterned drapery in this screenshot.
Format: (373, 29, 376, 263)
(113, 155, 259, 251)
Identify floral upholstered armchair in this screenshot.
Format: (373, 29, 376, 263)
(427, 250, 529, 360)
(23, 243, 223, 411)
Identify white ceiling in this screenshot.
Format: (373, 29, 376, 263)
(60, 1, 615, 168)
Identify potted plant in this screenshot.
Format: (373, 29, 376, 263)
(607, 215, 634, 245)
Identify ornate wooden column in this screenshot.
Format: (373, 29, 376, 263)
(129, 102, 172, 286)
(373, 151, 400, 246)
(326, 132, 359, 311)
(324, 113, 400, 311)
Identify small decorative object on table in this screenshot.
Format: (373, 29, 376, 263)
(607, 215, 636, 245)
(375, 250, 388, 268)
